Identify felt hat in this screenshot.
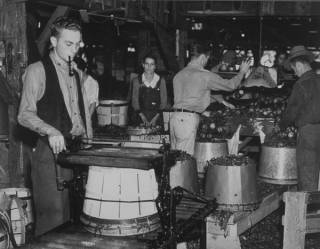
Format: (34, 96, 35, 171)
(287, 45, 314, 63)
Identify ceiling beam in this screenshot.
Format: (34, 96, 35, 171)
(33, 0, 86, 9)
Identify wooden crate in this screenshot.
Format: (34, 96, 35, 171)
(129, 134, 170, 144)
(282, 191, 320, 249)
(206, 184, 290, 249)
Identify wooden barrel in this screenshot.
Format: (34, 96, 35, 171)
(170, 157, 199, 194)
(0, 188, 34, 246)
(194, 141, 228, 175)
(259, 145, 297, 185)
(205, 157, 259, 211)
(81, 167, 160, 236)
(96, 100, 128, 127)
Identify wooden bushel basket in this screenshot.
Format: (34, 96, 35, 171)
(96, 100, 128, 127)
(81, 167, 160, 236)
(0, 188, 34, 246)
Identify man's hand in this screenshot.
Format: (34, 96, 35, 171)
(239, 59, 251, 75)
(48, 134, 66, 154)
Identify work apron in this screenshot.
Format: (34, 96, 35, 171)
(296, 124, 320, 191)
(31, 138, 72, 236)
(138, 78, 162, 125)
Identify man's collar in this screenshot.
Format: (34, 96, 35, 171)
(50, 50, 68, 69)
(297, 70, 315, 83)
(188, 61, 203, 70)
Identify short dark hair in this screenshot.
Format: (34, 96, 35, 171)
(290, 55, 312, 66)
(50, 16, 82, 37)
(190, 43, 212, 59)
(142, 53, 157, 64)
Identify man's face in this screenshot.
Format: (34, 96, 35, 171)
(277, 54, 286, 65)
(50, 29, 82, 62)
(290, 62, 302, 77)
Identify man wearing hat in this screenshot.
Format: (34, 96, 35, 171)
(280, 45, 320, 191)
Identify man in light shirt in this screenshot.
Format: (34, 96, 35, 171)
(170, 43, 250, 155)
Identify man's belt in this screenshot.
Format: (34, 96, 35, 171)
(173, 109, 201, 115)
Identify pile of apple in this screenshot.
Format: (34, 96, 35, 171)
(245, 95, 287, 122)
(196, 113, 233, 141)
(95, 124, 128, 139)
(264, 126, 297, 147)
(168, 150, 193, 164)
(202, 92, 296, 141)
(209, 154, 251, 166)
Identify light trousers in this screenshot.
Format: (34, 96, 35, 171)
(169, 112, 200, 156)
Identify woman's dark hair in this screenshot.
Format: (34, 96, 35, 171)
(50, 16, 82, 37)
(190, 43, 212, 59)
(142, 53, 157, 64)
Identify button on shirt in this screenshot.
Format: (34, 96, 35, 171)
(18, 52, 89, 137)
(173, 63, 244, 113)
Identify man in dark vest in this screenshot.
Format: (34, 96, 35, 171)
(18, 16, 92, 235)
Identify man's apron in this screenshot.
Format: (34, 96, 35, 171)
(31, 138, 72, 236)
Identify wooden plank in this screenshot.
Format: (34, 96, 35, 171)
(283, 192, 308, 249)
(0, 140, 10, 187)
(58, 154, 154, 170)
(36, 6, 70, 56)
(230, 190, 282, 235)
(67, 146, 161, 159)
(306, 213, 320, 234)
(19, 226, 149, 249)
(0, 0, 28, 187)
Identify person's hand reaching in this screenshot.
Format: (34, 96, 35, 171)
(239, 58, 251, 75)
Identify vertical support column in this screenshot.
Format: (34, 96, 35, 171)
(283, 192, 308, 249)
(0, 0, 28, 187)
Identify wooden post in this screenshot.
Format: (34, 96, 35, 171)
(0, 0, 28, 187)
(283, 192, 308, 249)
(36, 6, 70, 57)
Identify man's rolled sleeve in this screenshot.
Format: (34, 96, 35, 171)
(206, 71, 244, 91)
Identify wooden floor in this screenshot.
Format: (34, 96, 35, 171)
(20, 224, 152, 249)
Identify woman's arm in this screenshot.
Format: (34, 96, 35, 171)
(131, 78, 141, 111)
(159, 78, 168, 109)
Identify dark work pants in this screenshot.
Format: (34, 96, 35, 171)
(31, 138, 72, 236)
(296, 124, 320, 191)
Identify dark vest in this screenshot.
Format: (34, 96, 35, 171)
(37, 56, 86, 138)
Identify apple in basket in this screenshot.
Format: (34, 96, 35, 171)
(209, 123, 216, 129)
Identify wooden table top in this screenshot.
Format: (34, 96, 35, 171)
(58, 145, 162, 170)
